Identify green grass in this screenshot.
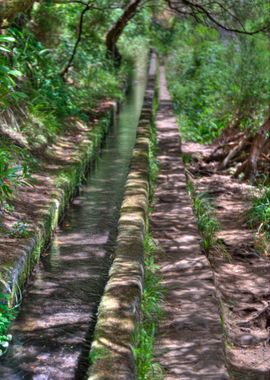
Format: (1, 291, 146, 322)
(133, 234, 164, 380)
(187, 179, 220, 254)
(249, 186, 270, 233)
(0, 148, 33, 210)
(149, 126, 159, 203)
(182, 152, 193, 165)
(148, 63, 160, 204)
(248, 186, 270, 254)
(133, 75, 164, 379)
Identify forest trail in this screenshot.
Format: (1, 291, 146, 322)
(151, 67, 229, 380)
(184, 141, 270, 379)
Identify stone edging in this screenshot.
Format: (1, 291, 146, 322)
(87, 53, 157, 380)
(0, 105, 116, 300)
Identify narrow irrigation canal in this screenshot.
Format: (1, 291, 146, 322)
(0, 55, 148, 380)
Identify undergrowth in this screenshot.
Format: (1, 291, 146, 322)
(0, 293, 18, 356)
(186, 179, 220, 254)
(133, 76, 164, 379)
(133, 234, 164, 380)
(248, 186, 270, 255)
(0, 5, 137, 210)
(0, 147, 32, 210)
(165, 22, 270, 143)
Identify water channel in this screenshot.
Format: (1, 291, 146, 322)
(0, 53, 148, 380)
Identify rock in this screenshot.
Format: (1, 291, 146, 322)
(239, 334, 258, 346)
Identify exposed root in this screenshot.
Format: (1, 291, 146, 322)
(219, 137, 250, 170)
(205, 116, 270, 182)
(238, 301, 270, 329)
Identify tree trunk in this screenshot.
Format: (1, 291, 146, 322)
(0, 0, 35, 27)
(105, 0, 142, 64)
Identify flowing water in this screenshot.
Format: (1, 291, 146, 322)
(0, 53, 148, 380)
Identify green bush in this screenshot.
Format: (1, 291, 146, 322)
(0, 149, 31, 208)
(133, 234, 164, 380)
(187, 180, 220, 253)
(249, 187, 270, 236)
(0, 35, 22, 108)
(0, 293, 18, 357)
(166, 22, 270, 143)
(248, 186, 270, 255)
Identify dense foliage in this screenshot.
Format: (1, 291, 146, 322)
(0, 35, 22, 108)
(0, 1, 152, 209)
(166, 23, 270, 143)
(0, 1, 269, 206)
(0, 293, 17, 356)
(249, 187, 270, 254)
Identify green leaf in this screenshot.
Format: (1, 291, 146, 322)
(0, 36, 15, 43)
(8, 69, 22, 77)
(0, 47, 11, 53)
(0, 65, 11, 73)
(38, 49, 52, 56)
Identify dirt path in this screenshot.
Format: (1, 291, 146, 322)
(151, 67, 229, 379)
(183, 142, 270, 380)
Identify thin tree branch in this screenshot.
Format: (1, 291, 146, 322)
(60, 3, 91, 77)
(167, 0, 270, 35)
(59, 1, 127, 77)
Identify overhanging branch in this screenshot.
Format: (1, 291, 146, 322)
(166, 0, 270, 35)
